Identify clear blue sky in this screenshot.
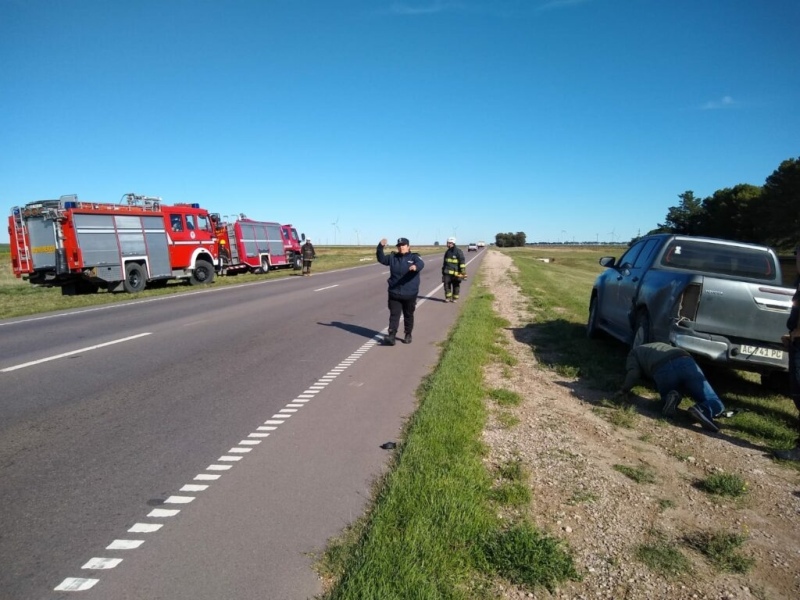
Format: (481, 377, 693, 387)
(2, 0, 798, 246)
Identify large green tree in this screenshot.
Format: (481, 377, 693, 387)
(759, 157, 800, 250)
(658, 191, 704, 234)
(697, 184, 762, 242)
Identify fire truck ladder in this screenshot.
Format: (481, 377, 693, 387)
(226, 223, 241, 264)
(10, 208, 33, 272)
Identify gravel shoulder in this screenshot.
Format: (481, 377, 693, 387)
(480, 250, 800, 600)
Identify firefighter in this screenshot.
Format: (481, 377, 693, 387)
(218, 238, 231, 265)
(301, 238, 316, 276)
(442, 237, 466, 302)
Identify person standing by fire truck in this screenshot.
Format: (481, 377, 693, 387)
(442, 237, 466, 302)
(301, 238, 316, 276)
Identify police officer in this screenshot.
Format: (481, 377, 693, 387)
(442, 237, 466, 302)
(376, 237, 424, 345)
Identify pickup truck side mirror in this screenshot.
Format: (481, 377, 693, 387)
(599, 256, 616, 268)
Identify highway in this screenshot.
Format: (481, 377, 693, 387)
(0, 248, 485, 599)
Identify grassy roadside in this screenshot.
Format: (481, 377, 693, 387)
(0, 245, 441, 320)
(319, 246, 799, 598)
(500, 246, 799, 452)
(318, 266, 578, 599)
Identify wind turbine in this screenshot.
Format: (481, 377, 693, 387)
(353, 228, 360, 246)
(331, 216, 340, 245)
(606, 228, 617, 244)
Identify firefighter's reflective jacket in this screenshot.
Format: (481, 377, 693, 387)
(442, 245, 466, 277)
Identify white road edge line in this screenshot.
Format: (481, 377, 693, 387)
(1, 333, 152, 373)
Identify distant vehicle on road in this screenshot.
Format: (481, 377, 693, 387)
(587, 234, 794, 385)
(467, 243, 478, 252)
(477, 241, 486, 248)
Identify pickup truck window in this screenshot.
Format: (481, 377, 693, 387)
(619, 242, 644, 268)
(660, 239, 777, 281)
(634, 239, 660, 268)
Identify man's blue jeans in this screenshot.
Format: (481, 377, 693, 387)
(653, 356, 725, 419)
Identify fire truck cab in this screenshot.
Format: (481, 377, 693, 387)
(8, 194, 218, 295)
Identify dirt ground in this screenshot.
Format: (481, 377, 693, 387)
(480, 250, 800, 600)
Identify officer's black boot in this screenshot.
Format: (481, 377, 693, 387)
(402, 332, 412, 344)
(385, 330, 396, 346)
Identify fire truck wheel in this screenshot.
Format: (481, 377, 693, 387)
(190, 260, 215, 285)
(123, 263, 147, 293)
(260, 258, 270, 273)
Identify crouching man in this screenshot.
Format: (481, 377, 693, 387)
(617, 342, 725, 433)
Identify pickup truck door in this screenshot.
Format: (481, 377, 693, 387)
(606, 239, 661, 340)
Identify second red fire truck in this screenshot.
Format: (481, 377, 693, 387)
(8, 193, 218, 295)
(213, 216, 304, 274)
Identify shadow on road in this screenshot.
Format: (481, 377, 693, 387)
(319, 321, 382, 340)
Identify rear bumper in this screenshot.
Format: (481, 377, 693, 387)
(670, 325, 788, 372)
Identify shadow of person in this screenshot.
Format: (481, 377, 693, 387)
(319, 321, 382, 340)
(558, 380, 770, 453)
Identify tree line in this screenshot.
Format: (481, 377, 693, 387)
(641, 156, 799, 252)
(494, 232, 527, 247)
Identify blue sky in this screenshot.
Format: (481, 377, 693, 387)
(2, 0, 798, 246)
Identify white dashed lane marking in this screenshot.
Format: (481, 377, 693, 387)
(54, 335, 381, 592)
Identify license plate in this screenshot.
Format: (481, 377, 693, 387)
(740, 345, 784, 360)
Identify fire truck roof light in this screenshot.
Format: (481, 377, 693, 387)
(64, 201, 77, 209)
(191, 203, 200, 209)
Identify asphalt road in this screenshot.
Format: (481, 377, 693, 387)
(0, 248, 485, 600)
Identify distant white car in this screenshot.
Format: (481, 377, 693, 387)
(467, 243, 478, 252)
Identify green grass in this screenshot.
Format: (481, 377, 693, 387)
(321, 270, 578, 598)
(488, 387, 523, 407)
(635, 532, 692, 577)
(685, 530, 755, 573)
(613, 463, 657, 484)
(657, 498, 676, 511)
(567, 490, 599, 505)
(495, 411, 520, 429)
(700, 472, 749, 498)
(482, 522, 579, 592)
(595, 404, 638, 429)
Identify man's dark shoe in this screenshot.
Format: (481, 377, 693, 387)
(687, 405, 720, 432)
(402, 333, 412, 344)
(773, 446, 800, 461)
(662, 390, 681, 417)
(384, 332, 396, 346)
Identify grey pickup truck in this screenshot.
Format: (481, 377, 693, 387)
(587, 234, 795, 385)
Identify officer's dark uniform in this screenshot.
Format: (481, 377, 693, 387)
(376, 238, 425, 345)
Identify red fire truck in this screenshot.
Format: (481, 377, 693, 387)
(8, 193, 218, 295)
(213, 216, 304, 274)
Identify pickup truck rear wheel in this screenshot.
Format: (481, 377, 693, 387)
(632, 311, 650, 348)
(189, 260, 215, 285)
(587, 296, 600, 338)
(123, 263, 147, 293)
